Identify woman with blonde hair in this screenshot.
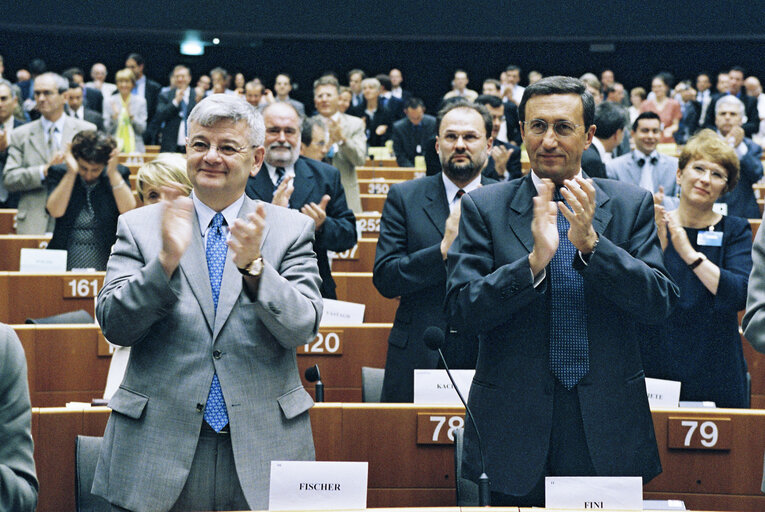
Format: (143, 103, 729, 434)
(104, 68, 148, 153)
(646, 129, 752, 407)
(136, 152, 192, 205)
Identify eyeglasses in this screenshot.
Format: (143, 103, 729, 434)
(524, 119, 582, 137)
(441, 132, 483, 143)
(265, 126, 298, 136)
(186, 139, 254, 157)
(687, 164, 728, 185)
(33, 90, 58, 98)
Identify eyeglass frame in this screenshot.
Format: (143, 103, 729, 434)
(185, 138, 256, 157)
(523, 119, 584, 137)
(685, 163, 728, 184)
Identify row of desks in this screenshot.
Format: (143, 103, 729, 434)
(31, 404, 765, 511)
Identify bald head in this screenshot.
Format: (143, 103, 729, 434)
(745, 76, 762, 98)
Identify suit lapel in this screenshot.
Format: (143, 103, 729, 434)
(423, 175, 449, 236)
(509, 175, 536, 253)
(179, 208, 215, 333)
(289, 160, 316, 209)
(591, 180, 612, 235)
(627, 157, 643, 186)
(30, 122, 48, 162)
(247, 168, 275, 202)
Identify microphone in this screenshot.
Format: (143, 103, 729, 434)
(304, 364, 324, 402)
(424, 326, 490, 507)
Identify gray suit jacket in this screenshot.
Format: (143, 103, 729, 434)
(606, 151, 679, 209)
(330, 113, 366, 213)
(0, 324, 38, 512)
(3, 116, 95, 233)
(104, 93, 148, 153)
(93, 197, 323, 512)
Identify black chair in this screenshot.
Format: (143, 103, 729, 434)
(26, 309, 94, 324)
(361, 367, 384, 402)
(453, 427, 479, 506)
(75, 435, 110, 512)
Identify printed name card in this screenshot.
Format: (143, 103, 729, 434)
(20, 248, 67, 273)
(645, 377, 681, 409)
(269, 460, 367, 510)
(413, 369, 474, 404)
(320, 299, 365, 325)
(545, 476, 642, 510)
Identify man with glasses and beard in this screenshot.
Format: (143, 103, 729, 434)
(246, 102, 356, 299)
(373, 100, 496, 402)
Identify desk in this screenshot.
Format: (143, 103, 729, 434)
(32, 405, 765, 511)
(333, 272, 396, 323)
(0, 208, 17, 234)
(0, 235, 51, 270)
(331, 239, 377, 273)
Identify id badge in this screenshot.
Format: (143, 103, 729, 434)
(416, 144, 422, 154)
(697, 231, 723, 247)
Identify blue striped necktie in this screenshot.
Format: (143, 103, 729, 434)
(204, 212, 229, 431)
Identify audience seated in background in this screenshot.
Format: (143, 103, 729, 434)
(46, 130, 134, 270)
(646, 129, 751, 408)
(135, 152, 192, 205)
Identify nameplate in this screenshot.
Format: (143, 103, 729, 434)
(366, 181, 391, 195)
(645, 377, 681, 409)
(20, 248, 67, 273)
(328, 245, 359, 261)
(667, 417, 731, 451)
(545, 476, 642, 510)
(62, 276, 101, 298)
(643, 499, 687, 510)
(269, 460, 367, 510)
(413, 369, 474, 404)
(320, 299, 365, 325)
(297, 330, 344, 355)
(416, 412, 465, 444)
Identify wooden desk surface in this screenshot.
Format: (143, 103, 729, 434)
(32, 404, 765, 512)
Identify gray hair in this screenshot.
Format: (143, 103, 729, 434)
(715, 94, 745, 116)
(0, 79, 16, 98)
(188, 94, 265, 146)
(37, 72, 69, 94)
(360, 77, 381, 91)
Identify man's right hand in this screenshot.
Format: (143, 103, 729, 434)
(159, 186, 193, 277)
(271, 175, 294, 207)
(174, 88, 185, 104)
(528, 178, 559, 275)
(441, 203, 461, 260)
(490, 145, 512, 176)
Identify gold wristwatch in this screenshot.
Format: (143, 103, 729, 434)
(237, 257, 263, 277)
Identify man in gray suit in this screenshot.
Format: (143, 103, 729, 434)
(313, 75, 366, 213)
(4, 72, 95, 233)
(606, 111, 679, 209)
(94, 94, 323, 512)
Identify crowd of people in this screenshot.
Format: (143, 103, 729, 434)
(2, 51, 765, 510)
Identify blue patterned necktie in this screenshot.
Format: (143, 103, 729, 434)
(275, 167, 286, 188)
(549, 189, 590, 389)
(204, 212, 229, 431)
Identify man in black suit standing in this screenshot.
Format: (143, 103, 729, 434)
(126, 53, 162, 144)
(376, 74, 405, 121)
(374, 100, 496, 402)
(63, 68, 103, 115)
(475, 94, 522, 181)
(389, 68, 412, 105)
(703, 66, 761, 137)
(391, 97, 436, 167)
(150, 65, 194, 153)
(246, 102, 356, 299)
(581, 101, 627, 179)
(446, 76, 677, 505)
(65, 82, 103, 131)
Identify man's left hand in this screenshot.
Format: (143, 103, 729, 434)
(301, 195, 330, 230)
(228, 203, 266, 268)
(559, 176, 598, 254)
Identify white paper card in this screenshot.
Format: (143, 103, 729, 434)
(643, 499, 687, 510)
(645, 377, 681, 409)
(268, 460, 367, 511)
(19, 248, 67, 273)
(545, 476, 642, 510)
(320, 299, 365, 325)
(413, 369, 474, 404)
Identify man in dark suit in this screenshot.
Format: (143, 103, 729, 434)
(391, 97, 436, 167)
(374, 100, 496, 403)
(126, 53, 162, 144)
(376, 74, 405, 121)
(581, 100, 627, 179)
(389, 68, 412, 105)
(65, 82, 104, 131)
(714, 94, 763, 219)
(0, 79, 25, 208)
(475, 94, 522, 181)
(63, 68, 103, 115)
(246, 102, 356, 299)
(446, 76, 678, 506)
(703, 66, 761, 137)
(150, 65, 194, 153)
(674, 81, 701, 145)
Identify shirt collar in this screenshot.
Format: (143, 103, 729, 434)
(265, 162, 296, 186)
(442, 172, 482, 203)
(191, 191, 246, 237)
(590, 137, 607, 157)
(530, 169, 584, 195)
(41, 114, 65, 135)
